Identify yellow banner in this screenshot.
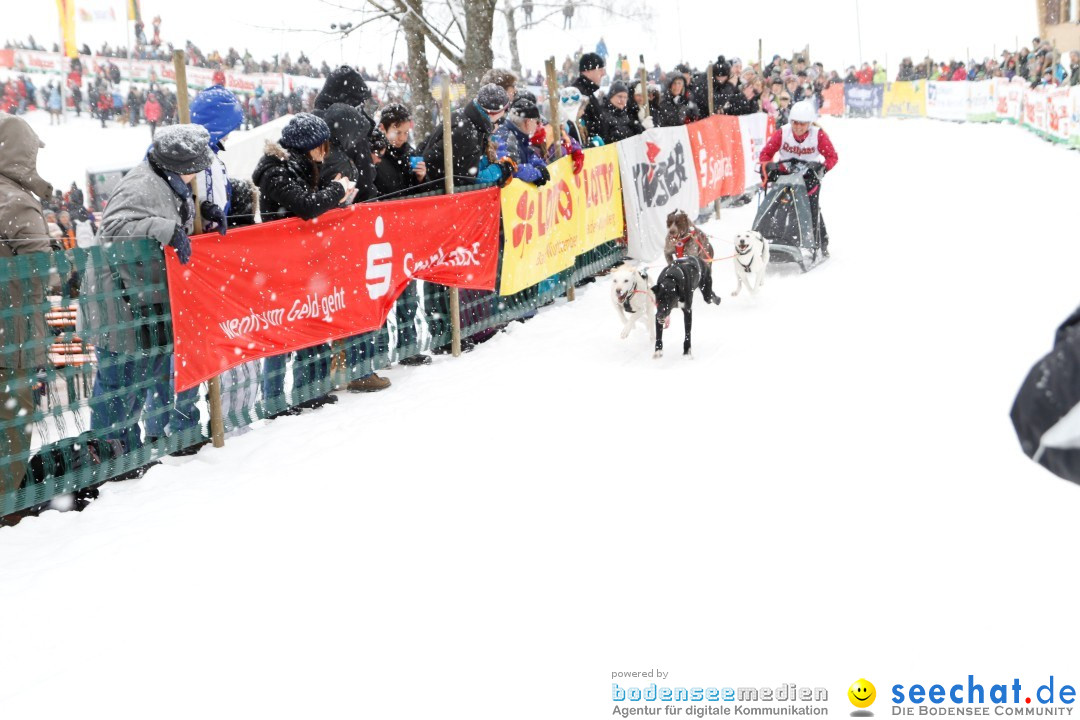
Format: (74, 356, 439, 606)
(882, 81, 927, 118)
(499, 144, 624, 296)
(56, 0, 78, 59)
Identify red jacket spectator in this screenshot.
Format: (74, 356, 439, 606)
(144, 97, 162, 123)
(856, 65, 874, 84)
(951, 66, 968, 81)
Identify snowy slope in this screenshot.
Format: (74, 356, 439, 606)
(2, 116, 1080, 718)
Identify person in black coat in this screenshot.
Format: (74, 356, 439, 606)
(655, 73, 692, 127)
(712, 60, 757, 116)
(252, 113, 356, 412)
(374, 103, 426, 198)
(599, 81, 644, 143)
(313, 65, 379, 202)
(373, 103, 433, 368)
(571, 52, 606, 142)
(422, 84, 514, 188)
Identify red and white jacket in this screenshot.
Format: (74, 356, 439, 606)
(760, 124, 839, 172)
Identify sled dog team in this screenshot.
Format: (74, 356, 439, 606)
(611, 210, 769, 359)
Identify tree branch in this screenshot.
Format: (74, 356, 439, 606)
(363, 0, 465, 63)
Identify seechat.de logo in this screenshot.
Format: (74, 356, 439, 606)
(850, 679, 877, 716)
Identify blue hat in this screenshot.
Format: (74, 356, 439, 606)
(191, 85, 243, 145)
(279, 113, 331, 151)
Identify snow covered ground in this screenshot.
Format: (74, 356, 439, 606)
(3, 115, 1080, 718)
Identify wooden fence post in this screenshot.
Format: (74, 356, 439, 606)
(173, 50, 225, 449)
(441, 81, 462, 358)
(544, 57, 574, 302)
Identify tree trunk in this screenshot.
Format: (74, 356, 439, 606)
(503, 3, 523, 79)
(462, 0, 497, 94)
(403, 9, 436, 141)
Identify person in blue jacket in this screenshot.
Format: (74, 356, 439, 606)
(489, 97, 550, 187)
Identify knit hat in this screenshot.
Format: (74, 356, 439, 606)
(279, 112, 331, 151)
(579, 52, 605, 71)
(608, 80, 629, 97)
(476, 83, 510, 113)
(714, 56, 731, 77)
(190, 85, 243, 145)
(149, 124, 214, 174)
(508, 97, 540, 121)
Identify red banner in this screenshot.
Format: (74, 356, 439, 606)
(166, 188, 501, 391)
(687, 114, 745, 205)
(820, 84, 845, 116)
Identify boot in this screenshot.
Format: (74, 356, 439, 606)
(347, 374, 391, 392)
(399, 354, 432, 367)
(170, 439, 211, 457)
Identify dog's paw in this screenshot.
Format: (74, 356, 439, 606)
(652, 350, 663, 359)
(684, 351, 694, 359)
(620, 328, 631, 339)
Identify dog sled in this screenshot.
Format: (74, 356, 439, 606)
(751, 160, 827, 273)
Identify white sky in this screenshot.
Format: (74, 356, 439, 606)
(9, 0, 1039, 79)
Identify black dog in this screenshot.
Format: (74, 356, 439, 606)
(651, 255, 721, 358)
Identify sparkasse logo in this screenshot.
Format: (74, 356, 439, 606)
(891, 676, 1076, 716)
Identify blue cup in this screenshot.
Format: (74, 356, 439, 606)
(409, 156, 423, 170)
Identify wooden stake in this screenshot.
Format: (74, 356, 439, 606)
(707, 66, 721, 220)
(546, 57, 563, 154)
(173, 49, 225, 449)
(639, 55, 650, 121)
(707, 63, 715, 116)
(440, 81, 462, 358)
(545, 57, 573, 302)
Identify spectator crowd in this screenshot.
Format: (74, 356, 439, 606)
(3, 29, 1080, 523)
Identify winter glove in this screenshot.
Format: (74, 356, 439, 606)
(168, 224, 192, 265)
(588, 135, 605, 147)
(495, 157, 518, 188)
(200, 200, 227, 236)
(642, 115, 655, 129)
(534, 164, 551, 187)
(560, 136, 585, 175)
(530, 125, 547, 148)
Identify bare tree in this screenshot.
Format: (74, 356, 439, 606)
(498, 0, 652, 81)
(352, 0, 497, 92)
(401, 8, 437, 139)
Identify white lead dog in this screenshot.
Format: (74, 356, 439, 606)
(731, 230, 770, 296)
(610, 265, 656, 343)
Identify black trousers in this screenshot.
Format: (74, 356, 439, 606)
(805, 174, 828, 253)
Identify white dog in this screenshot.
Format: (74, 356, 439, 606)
(731, 230, 770, 296)
(610, 265, 656, 343)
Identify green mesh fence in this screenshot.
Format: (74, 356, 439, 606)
(1, 185, 625, 519)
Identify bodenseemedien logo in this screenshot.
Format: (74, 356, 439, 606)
(849, 679, 877, 716)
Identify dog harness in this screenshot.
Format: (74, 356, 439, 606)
(622, 291, 643, 313)
(735, 243, 755, 273)
(673, 230, 714, 263)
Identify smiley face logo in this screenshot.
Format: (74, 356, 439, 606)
(848, 679, 876, 709)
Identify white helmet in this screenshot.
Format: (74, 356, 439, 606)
(789, 99, 817, 123)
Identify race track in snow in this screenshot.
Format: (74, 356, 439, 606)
(2, 116, 1080, 719)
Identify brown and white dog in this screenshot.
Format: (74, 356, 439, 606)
(664, 210, 715, 266)
(731, 230, 770, 296)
